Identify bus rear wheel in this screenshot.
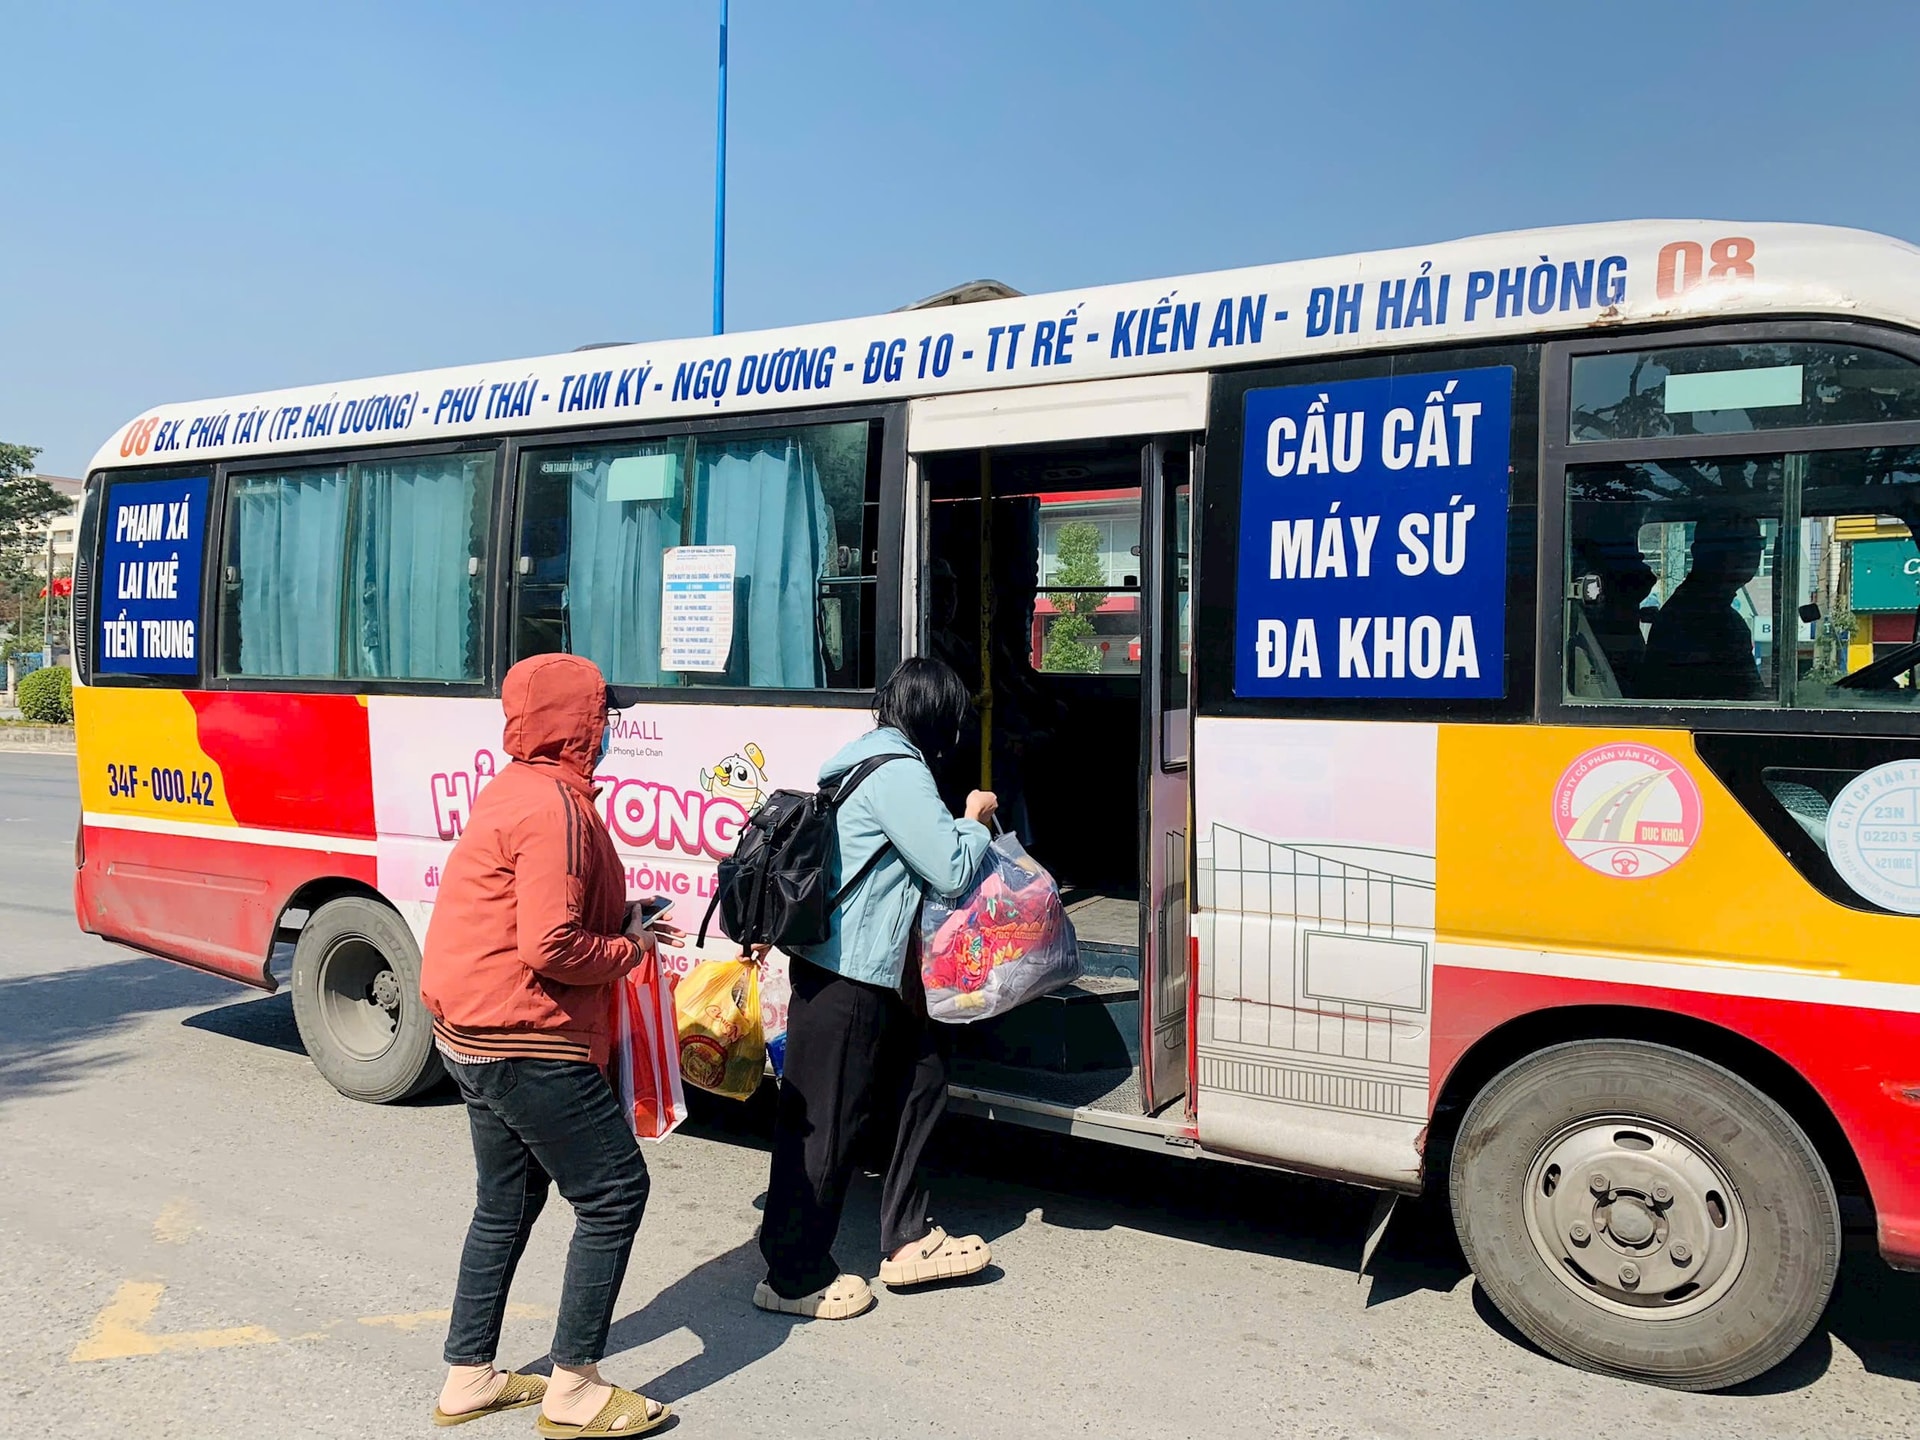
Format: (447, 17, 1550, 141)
(289, 896, 443, 1104)
(1449, 1038, 1839, 1391)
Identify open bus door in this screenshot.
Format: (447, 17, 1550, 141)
(1141, 438, 1193, 1114)
(907, 375, 1209, 1138)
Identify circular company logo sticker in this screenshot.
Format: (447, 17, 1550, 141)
(1553, 743, 1703, 879)
(1826, 761, 1920, 914)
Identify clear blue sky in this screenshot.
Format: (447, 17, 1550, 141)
(6, 1, 1919, 476)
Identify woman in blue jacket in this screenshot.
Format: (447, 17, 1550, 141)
(754, 658, 998, 1320)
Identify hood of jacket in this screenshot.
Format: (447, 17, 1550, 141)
(502, 653, 607, 788)
(819, 725, 926, 784)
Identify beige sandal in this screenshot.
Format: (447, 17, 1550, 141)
(534, 1386, 671, 1437)
(878, 1226, 991, 1289)
(430, 1371, 548, 1427)
(751, 1272, 875, 1319)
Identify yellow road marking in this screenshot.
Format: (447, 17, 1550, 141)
(69, 1282, 278, 1362)
(71, 1281, 553, 1363)
(152, 1200, 196, 1245)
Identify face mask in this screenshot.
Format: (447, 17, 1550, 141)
(598, 722, 613, 762)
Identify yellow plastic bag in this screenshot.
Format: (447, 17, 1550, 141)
(673, 959, 765, 1101)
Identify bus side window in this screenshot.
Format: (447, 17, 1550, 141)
(1569, 341, 1920, 442)
(513, 420, 878, 691)
(219, 453, 493, 683)
(1565, 457, 1784, 705)
(1563, 338, 1920, 711)
(1566, 444, 1920, 711)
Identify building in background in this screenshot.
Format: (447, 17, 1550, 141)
(1842, 514, 1920, 669)
(39, 475, 81, 577)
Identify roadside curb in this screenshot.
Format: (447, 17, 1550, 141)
(0, 728, 77, 755)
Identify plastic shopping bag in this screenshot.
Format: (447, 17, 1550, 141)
(760, 953, 791, 1080)
(614, 964, 686, 1142)
(921, 832, 1081, 1023)
(673, 959, 766, 1100)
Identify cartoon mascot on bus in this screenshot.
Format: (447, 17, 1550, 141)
(700, 743, 769, 814)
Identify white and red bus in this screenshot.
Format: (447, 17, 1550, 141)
(74, 221, 1920, 1389)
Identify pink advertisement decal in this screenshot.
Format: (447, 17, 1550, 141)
(367, 697, 871, 1035)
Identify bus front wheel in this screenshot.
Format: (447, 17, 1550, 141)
(1449, 1038, 1839, 1391)
(289, 896, 444, 1104)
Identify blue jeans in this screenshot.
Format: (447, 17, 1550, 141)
(443, 1058, 650, 1368)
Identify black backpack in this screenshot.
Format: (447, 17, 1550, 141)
(696, 753, 909, 951)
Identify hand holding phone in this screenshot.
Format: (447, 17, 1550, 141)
(624, 896, 686, 949)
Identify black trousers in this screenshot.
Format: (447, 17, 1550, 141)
(443, 1057, 650, 1368)
(759, 957, 949, 1298)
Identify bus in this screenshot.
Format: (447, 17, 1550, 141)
(74, 220, 1920, 1391)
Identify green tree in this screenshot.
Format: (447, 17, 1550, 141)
(1041, 521, 1107, 674)
(0, 443, 66, 657)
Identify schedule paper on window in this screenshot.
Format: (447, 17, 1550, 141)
(660, 545, 736, 673)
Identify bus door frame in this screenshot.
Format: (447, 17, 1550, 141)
(905, 375, 1210, 1117)
(1140, 434, 1196, 1114)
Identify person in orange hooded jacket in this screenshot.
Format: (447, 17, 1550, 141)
(421, 653, 679, 1437)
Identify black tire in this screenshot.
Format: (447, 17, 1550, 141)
(289, 896, 443, 1104)
(1449, 1039, 1838, 1391)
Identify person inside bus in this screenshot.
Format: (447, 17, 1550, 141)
(1639, 517, 1769, 701)
(754, 656, 999, 1319)
(421, 652, 683, 1436)
(1573, 536, 1657, 696)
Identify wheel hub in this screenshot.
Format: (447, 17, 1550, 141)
(316, 935, 402, 1062)
(1604, 1197, 1657, 1248)
(1523, 1115, 1748, 1319)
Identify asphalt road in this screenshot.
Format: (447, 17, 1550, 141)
(3, 750, 1917, 1439)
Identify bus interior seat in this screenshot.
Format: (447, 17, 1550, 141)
(1568, 604, 1624, 701)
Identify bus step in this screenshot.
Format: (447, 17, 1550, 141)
(949, 976, 1139, 1073)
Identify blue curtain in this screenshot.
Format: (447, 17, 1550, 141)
(693, 437, 831, 688)
(561, 435, 831, 687)
(234, 469, 348, 676)
(565, 456, 683, 686)
(349, 456, 486, 679)
(231, 457, 485, 680)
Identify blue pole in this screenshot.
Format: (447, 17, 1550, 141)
(712, 0, 728, 335)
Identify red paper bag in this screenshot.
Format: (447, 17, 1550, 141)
(615, 965, 686, 1142)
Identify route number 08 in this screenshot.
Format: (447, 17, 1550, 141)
(120, 416, 160, 458)
(1656, 237, 1756, 300)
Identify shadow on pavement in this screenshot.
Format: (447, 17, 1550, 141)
(1819, 1243, 1920, 1386)
(182, 991, 306, 1055)
(181, 989, 464, 1105)
(0, 952, 247, 1109)
(685, 1088, 1371, 1276)
(586, 1240, 795, 1404)
(679, 1081, 1920, 1399)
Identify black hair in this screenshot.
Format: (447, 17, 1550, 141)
(873, 656, 973, 763)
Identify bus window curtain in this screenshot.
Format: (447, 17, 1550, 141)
(565, 460, 678, 686)
(693, 436, 832, 688)
(234, 469, 348, 677)
(348, 456, 485, 680)
(561, 433, 831, 687)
